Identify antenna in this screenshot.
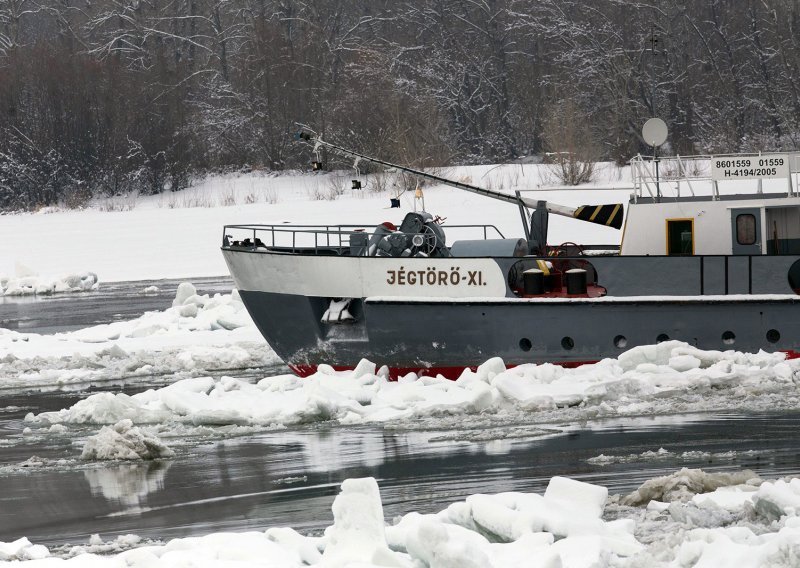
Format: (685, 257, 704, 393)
(642, 118, 669, 201)
(642, 118, 668, 147)
(649, 25, 660, 117)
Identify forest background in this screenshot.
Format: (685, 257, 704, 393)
(1, 0, 799, 209)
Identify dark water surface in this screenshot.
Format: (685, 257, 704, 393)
(0, 276, 234, 334)
(2, 405, 800, 547)
(1, 280, 800, 547)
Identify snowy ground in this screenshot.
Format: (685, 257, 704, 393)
(0, 159, 787, 283)
(0, 163, 634, 282)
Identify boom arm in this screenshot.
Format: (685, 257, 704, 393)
(297, 131, 623, 230)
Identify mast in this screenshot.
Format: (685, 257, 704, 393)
(297, 131, 623, 230)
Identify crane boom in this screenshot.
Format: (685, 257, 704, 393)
(297, 131, 623, 230)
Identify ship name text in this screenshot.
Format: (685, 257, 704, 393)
(386, 266, 487, 287)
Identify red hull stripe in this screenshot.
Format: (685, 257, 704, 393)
(288, 360, 600, 380)
(289, 350, 800, 380)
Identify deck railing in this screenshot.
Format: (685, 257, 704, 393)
(630, 152, 800, 202)
(222, 223, 506, 254)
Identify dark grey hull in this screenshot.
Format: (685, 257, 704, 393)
(222, 244, 800, 378)
(240, 290, 800, 378)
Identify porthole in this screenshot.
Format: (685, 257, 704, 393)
(722, 331, 735, 345)
(767, 329, 781, 344)
(656, 333, 670, 343)
(614, 335, 628, 349)
(561, 336, 575, 350)
(519, 338, 532, 352)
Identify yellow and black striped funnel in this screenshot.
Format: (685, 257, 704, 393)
(573, 204, 624, 229)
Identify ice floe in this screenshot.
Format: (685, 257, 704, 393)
(0, 283, 275, 390)
(6, 470, 800, 567)
(26, 341, 800, 429)
(0, 262, 98, 296)
(588, 447, 766, 465)
(63, 534, 145, 558)
(0, 538, 49, 562)
(80, 419, 174, 460)
(0, 475, 638, 567)
(620, 468, 761, 506)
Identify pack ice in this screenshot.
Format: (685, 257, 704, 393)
(0, 283, 272, 390)
(0, 475, 634, 567)
(6, 470, 800, 567)
(27, 340, 800, 428)
(0, 265, 98, 296)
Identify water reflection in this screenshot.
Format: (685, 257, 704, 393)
(485, 439, 513, 455)
(247, 428, 559, 479)
(5, 413, 800, 546)
(84, 461, 172, 508)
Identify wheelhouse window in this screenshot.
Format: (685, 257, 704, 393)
(666, 219, 694, 255)
(736, 214, 756, 245)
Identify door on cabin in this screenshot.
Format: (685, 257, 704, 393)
(666, 219, 694, 255)
(731, 208, 761, 255)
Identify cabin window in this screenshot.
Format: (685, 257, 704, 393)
(736, 214, 757, 245)
(666, 219, 694, 255)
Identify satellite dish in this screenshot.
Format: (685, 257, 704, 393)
(642, 118, 668, 147)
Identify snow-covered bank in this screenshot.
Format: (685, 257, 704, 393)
(0, 166, 631, 282)
(4, 470, 800, 567)
(0, 283, 275, 391)
(26, 341, 800, 429)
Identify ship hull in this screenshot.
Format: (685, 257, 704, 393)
(220, 155, 800, 378)
(239, 288, 800, 378)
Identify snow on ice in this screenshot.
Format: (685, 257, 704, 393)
(25, 340, 800, 430)
(620, 468, 760, 506)
(0, 283, 274, 390)
(587, 448, 765, 466)
(0, 262, 98, 296)
(80, 419, 173, 461)
(6, 471, 800, 566)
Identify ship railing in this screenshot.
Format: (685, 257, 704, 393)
(221, 223, 505, 254)
(630, 152, 800, 202)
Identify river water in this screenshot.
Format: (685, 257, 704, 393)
(0, 276, 234, 334)
(1, 281, 800, 547)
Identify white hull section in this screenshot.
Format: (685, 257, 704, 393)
(223, 251, 508, 298)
